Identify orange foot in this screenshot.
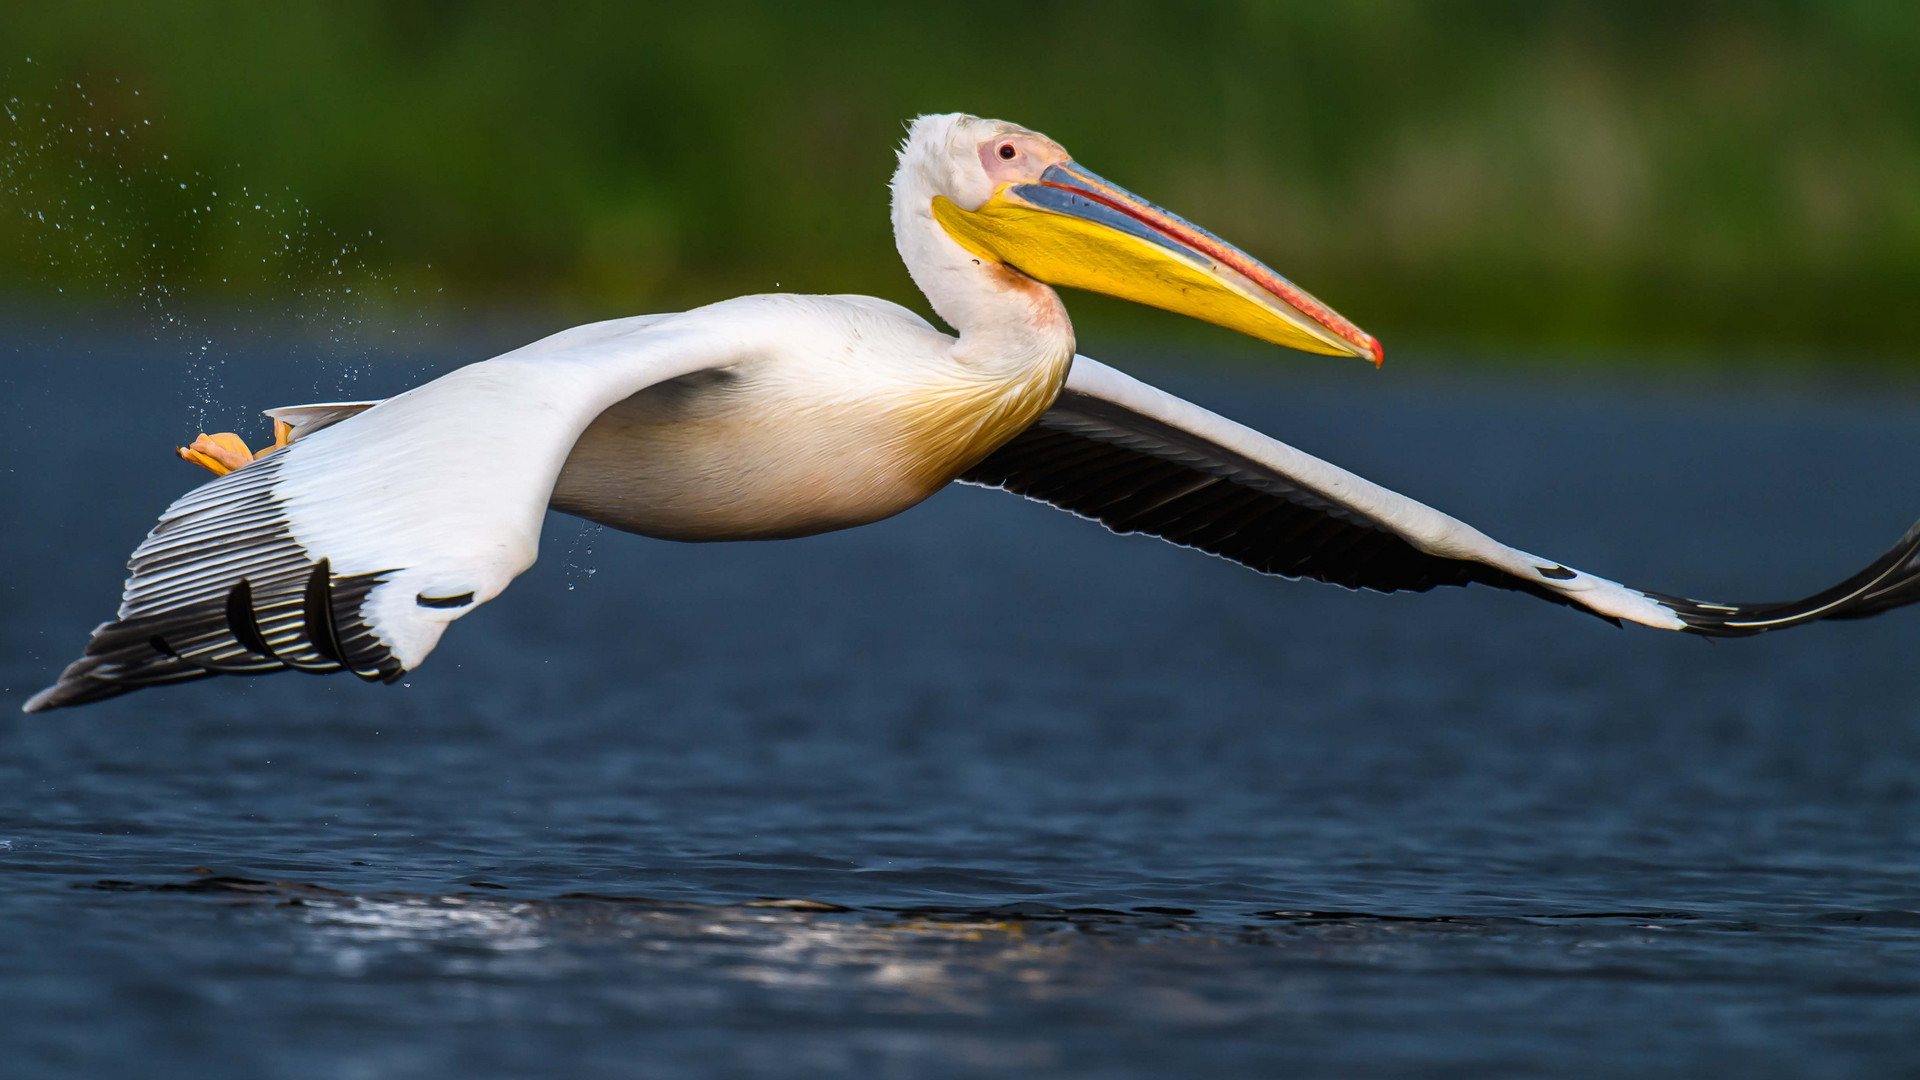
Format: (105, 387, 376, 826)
(177, 420, 292, 476)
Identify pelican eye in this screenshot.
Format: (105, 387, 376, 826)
(997, 143, 1016, 160)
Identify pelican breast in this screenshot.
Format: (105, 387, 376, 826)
(549, 297, 1068, 542)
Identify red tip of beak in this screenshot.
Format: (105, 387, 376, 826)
(1366, 336, 1384, 367)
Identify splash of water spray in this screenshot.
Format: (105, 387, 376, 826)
(0, 61, 400, 429)
(563, 522, 604, 592)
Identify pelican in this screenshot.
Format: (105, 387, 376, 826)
(25, 113, 1920, 713)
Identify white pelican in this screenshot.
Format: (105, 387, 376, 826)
(25, 113, 1920, 712)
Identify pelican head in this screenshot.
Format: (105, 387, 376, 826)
(894, 113, 1381, 364)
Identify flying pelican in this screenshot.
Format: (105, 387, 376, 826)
(25, 113, 1920, 713)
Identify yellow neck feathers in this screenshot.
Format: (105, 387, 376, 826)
(896, 345, 1072, 490)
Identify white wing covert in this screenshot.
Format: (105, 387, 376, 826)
(26, 313, 728, 712)
(261, 400, 385, 441)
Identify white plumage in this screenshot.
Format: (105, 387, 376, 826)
(27, 113, 1920, 712)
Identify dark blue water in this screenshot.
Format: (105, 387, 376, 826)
(4, 317, 1920, 1078)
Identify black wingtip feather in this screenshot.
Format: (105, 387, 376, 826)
(1651, 518, 1920, 637)
(26, 455, 407, 712)
(302, 559, 347, 667)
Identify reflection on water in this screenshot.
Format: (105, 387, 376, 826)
(81, 870, 1920, 1033)
(94, 874, 1210, 1010)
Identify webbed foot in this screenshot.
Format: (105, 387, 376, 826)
(177, 420, 292, 476)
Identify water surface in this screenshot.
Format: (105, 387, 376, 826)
(4, 321, 1919, 1078)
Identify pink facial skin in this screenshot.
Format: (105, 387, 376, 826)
(977, 133, 1069, 188)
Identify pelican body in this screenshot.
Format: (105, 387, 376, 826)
(550, 295, 1055, 542)
(28, 113, 1920, 712)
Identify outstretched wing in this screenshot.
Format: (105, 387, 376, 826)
(961, 356, 1920, 635)
(26, 312, 728, 712)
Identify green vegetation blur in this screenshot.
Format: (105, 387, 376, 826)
(4, 1, 1918, 362)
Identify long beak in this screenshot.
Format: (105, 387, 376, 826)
(933, 161, 1382, 364)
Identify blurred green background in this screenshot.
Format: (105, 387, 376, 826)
(4, 1, 1918, 364)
